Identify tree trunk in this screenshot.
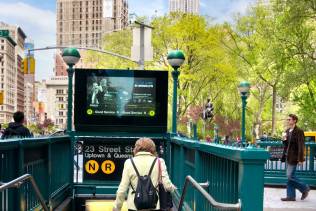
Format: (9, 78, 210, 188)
(271, 85, 277, 136)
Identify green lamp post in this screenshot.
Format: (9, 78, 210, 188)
(238, 81, 251, 146)
(62, 48, 81, 133)
(167, 50, 185, 134)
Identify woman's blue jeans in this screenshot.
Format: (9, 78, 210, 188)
(286, 164, 308, 198)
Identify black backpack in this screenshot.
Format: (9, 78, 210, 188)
(131, 157, 158, 210)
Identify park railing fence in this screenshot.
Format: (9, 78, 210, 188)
(169, 136, 269, 211)
(0, 136, 72, 210)
(257, 141, 316, 186)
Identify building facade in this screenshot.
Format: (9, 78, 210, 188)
(0, 29, 16, 123)
(0, 23, 27, 124)
(169, 0, 200, 14)
(24, 41, 36, 124)
(44, 76, 68, 129)
(56, 0, 128, 76)
(56, 0, 128, 48)
(54, 52, 68, 76)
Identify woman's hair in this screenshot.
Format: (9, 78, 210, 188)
(133, 137, 157, 156)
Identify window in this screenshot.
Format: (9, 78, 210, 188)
(56, 89, 64, 94)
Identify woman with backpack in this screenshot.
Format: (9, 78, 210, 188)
(113, 137, 176, 211)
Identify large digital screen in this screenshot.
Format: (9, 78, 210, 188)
(74, 69, 168, 133)
(87, 76, 156, 117)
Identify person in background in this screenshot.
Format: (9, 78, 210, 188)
(2, 111, 32, 139)
(113, 137, 176, 211)
(0, 124, 4, 138)
(281, 114, 310, 201)
(224, 135, 230, 145)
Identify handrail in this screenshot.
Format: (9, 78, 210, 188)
(178, 175, 241, 211)
(0, 174, 49, 211)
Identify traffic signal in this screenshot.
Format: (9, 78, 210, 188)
(29, 57, 35, 74)
(0, 91, 3, 105)
(22, 57, 35, 74)
(202, 99, 214, 120)
(22, 58, 28, 74)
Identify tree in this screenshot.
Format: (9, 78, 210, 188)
(87, 13, 241, 136)
(274, 0, 316, 129)
(221, 0, 315, 135)
(151, 13, 240, 125)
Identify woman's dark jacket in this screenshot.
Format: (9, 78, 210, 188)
(282, 126, 305, 165)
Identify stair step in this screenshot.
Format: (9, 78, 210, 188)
(85, 200, 128, 211)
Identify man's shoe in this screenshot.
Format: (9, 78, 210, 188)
(301, 187, 310, 200)
(281, 197, 296, 201)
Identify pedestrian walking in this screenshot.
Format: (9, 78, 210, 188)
(281, 114, 310, 201)
(113, 137, 176, 211)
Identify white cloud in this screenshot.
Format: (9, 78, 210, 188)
(0, 2, 56, 81)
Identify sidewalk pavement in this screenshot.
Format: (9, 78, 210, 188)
(264, 187, 316, 211)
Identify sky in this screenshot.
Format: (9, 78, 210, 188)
(0, 0, 255, 81)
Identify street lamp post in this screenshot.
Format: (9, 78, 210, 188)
(238, 81, 251, 146)
(167, 50, 185, 135)
(61, 48, 81, 133)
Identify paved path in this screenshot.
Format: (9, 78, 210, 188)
(264, 187, 316, 211)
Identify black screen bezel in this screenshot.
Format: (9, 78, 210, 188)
(74, 69, 168, 133)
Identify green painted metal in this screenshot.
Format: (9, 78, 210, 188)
(1, 132, 271, 211)
(241, 95, 247, 146)
(171, 69, 180, 134)
(62, 48, 81, 65)
(168, 50, 185, 135)
(170, 136, 269, 211)
(167, 50, 185, 61)
(238, 81, 250, 92)
(167, 50, 185, 69)
(0, 136, 72, 210)
(0, 29, 17, 46)
(257, 141, 316, 186)
(66, 65, 74, 133)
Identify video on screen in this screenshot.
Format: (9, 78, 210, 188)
(86, 76, 156, 117)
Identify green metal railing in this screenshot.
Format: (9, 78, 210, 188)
(169, 136, 269, 211)
(0, 174, 49, 211)
(257, 141, 316, 186)
(1, 133, 271, 211)
(0, 136, 72, 210)
(178, 175, 241, 211)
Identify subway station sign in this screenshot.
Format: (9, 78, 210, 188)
(83, 141, 134, 181)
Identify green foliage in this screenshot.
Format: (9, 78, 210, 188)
(85, 2, 316, 139)
(151, 13, 240, 128)
(28, 119, 56, 136)
(84, 29, 138, 69)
